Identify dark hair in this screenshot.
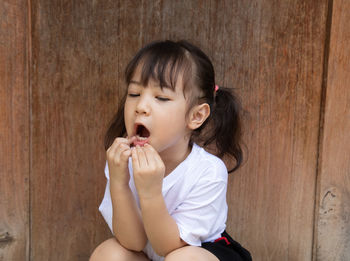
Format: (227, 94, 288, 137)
(105, 40, 242, 172)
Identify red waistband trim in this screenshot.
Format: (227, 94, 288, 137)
(214, 236, 231, 245)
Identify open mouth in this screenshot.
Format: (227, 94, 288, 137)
(135, 124, 150, 139)
(133, 124, 150, 146)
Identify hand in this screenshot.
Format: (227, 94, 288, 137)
(131, 144, 165, 199)
(106, 137, 136, 187)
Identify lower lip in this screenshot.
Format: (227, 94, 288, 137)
(133, 138, 149, 147)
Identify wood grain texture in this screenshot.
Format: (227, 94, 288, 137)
(30, 1, 120, 260)
(29, 1, 227, 259)
(0, 0, 29, 260)
(4, 0, 349, 260)
(315, 0, 350, 260)
(28, 0, 331, 260)
(220, 1, 328, 260)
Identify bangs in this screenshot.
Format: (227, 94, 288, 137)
(125, 41, 193, 91)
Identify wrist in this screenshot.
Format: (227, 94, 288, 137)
(139, 192, 164, 208)
(110, 179, 131, 193)
(135, 184, 163, 201)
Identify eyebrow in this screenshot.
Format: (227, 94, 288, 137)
(129, 80, 142, 85)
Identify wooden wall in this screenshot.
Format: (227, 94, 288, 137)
(0, 0, 29, 260)
(314, 0, 350, 260)
(1, 1, 349, 260)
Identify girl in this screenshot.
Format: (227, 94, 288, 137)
(90, 40, 252, 261)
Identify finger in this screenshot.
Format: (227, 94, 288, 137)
(107, 142, 130, 164)
(144, 144, 161, 160)
(136, 145, 148, 167)
(131, 146, 139, 169)
(144, 144, 164, 168)
(127, 136, 137, 145)
(115, 143, 131, 161)
(107, 137, 129, 154)
(142, 144, 157, 165)
(120, 147, 132, 161)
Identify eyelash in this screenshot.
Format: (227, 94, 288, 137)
(156, 97, 170, 102)
(128, 93, 139, 97)
(128, 93, 170, 102)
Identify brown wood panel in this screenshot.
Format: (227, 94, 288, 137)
(29, 0, 330, 260)
(315, 0, 350, 260)
(29, 1, 125, 260)
(0, 0, 29, 260)
(221, 1, 328, 260)
(29, 1, 225, 259)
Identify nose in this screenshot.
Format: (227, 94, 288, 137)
(135, 95, 150, 115)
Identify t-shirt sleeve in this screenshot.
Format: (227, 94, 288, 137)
(98, 163, 114, 234)
(171, 164, 228, 246)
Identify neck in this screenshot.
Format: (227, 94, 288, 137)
(159, 140, 192, 177)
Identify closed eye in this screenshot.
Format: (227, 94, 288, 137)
(128, 93, 140, 97)
(156, 96, 170, 102)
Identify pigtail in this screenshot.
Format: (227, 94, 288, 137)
(205, 87, 243, 173)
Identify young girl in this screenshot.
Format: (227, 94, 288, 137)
(90, 40, 252, 261)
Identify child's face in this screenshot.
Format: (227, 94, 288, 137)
(124, 67, 192, 156)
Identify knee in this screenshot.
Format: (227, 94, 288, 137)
(164, 246, 201, 261)
(165, 246, 218, 261)
(90, 238, 128, 261)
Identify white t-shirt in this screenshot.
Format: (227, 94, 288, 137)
(99, 143, 228, 261)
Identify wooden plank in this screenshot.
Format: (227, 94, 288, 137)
(315, 0, 350, 260)
(222, 1, 328, 260)
(30, 1, 121, 260)
(0, 0, 29, 260)
(29, 1, 220, 259)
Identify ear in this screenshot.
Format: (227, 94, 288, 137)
(187, 103, 210, 130)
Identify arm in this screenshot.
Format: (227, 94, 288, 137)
(139, 193, 187, 256)
(131, 144, 187, 256)
(107, 137, 147, 251)
(110, 181, 147, 251)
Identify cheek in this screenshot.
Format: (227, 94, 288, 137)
(124, 104, 133, 133)
(124, 99, 135, 117)
(160, 107, 187, 129)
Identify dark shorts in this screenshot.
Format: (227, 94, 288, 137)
(201, 231, 252, 261)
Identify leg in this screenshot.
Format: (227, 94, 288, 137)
(90, 238, 149, 261)
(165, 246, 219, 261)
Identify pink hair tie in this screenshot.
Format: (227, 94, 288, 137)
(215, 85, 219, 92)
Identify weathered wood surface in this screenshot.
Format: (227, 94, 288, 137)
(2, 0, 348, 260)
(29, 1, 234, 259)
(30, 1, 117, 260)
(224, 1, 328, 260)
(314, 0, 350, 260)
(0, 0, 29, 260)
(29, 1, 329, 260)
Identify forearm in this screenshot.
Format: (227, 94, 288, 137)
(110, 180, 147, 251)
(140, 194, 187, 257)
